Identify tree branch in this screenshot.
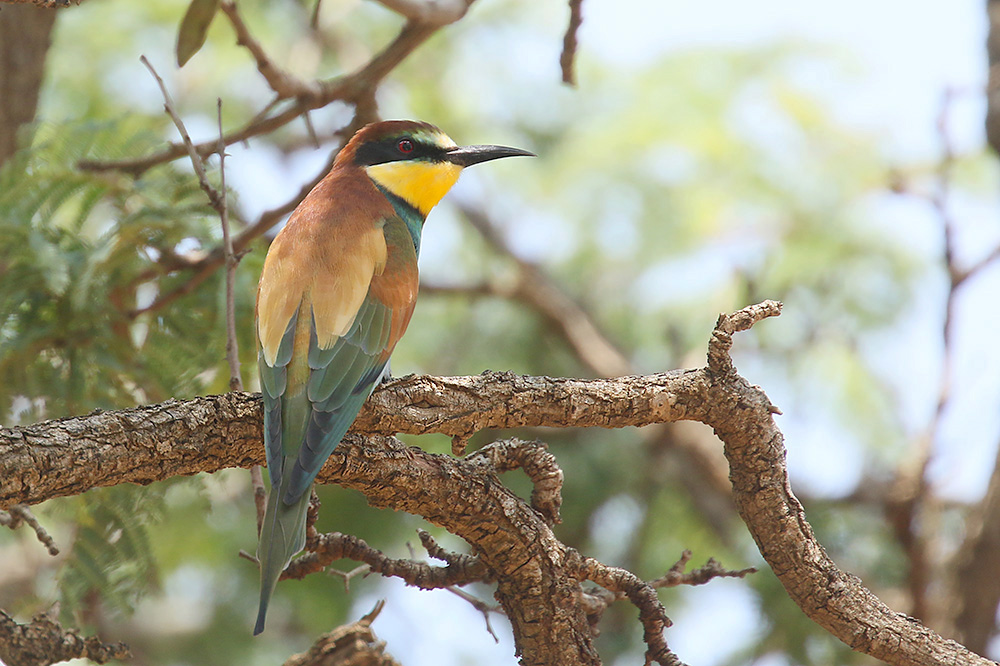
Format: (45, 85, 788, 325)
(219, 0, 320, 100)
(77, 4, 473, 176)
(0, 370, 713, 508)
(0, 505, 58, 556)
(283, 531, 490, 588)
(0, 610, 130, 666)
(0, 3, 56, 167)
(708, 304, 994, 666)
(559, 0, 584, 85)
(0, 300, 991, 665)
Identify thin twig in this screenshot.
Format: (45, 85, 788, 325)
(0, 505, 59, 556)
(283, 531, 492, 587)
(216, 95, 265, 527)
(649, 550, 756, 589)
(445, 586, 502, 642)
(326, 564, 371, 593)
(142, 58, 260, 535)
(139, 56, 225, 211)
(215, 98, 243, 393)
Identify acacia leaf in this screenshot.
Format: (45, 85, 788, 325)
(176, 0, 219, 67)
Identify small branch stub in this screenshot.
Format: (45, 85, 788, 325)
(281, 600, 400, 666)
(708, 299, 782, 376)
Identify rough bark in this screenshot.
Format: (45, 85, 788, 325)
(704, 304, 996, 666)
(330, 435, 604, 665)
(282, 602, 400, 666)
(0, 3, 56, 166)
(0, 371, 697, 508)
(0, 610, 130, 666)
(0, 301, 994, 666)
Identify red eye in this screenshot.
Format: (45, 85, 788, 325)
(397, 139, 414, 154)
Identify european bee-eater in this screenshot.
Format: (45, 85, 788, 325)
(253, 120, 533, 635)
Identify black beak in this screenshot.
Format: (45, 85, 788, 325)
(444, 144, 535, 167)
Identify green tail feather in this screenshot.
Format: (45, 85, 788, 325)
(254, 482, 311, 635)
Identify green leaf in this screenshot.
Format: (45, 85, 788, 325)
(176, 0, 219, 67)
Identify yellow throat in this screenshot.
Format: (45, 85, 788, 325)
(365, 160, 463, 217)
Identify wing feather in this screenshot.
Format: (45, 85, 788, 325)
(259, 308, 300, 485)
(284, 294, 393, 503)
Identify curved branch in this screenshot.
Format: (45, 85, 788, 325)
(0, 300, 991, 665)
(575, 553, 678, 666)
(706, 304, 994, 666)
(467, 438, 563, 525)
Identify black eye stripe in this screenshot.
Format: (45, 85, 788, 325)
(355, 135, 447, 166)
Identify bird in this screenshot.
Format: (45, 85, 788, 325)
(253, 120, 533, 635)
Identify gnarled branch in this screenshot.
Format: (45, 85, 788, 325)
(0, 301, 991, 666)
(0, 610, 130, 666)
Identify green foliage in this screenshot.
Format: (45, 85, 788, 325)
(0, 118, 254, 421)
(56, 485, 165, 622)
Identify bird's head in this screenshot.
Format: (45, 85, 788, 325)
(339, 120, 534, 216)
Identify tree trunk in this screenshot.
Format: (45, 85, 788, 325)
(0, 3, 56, 166)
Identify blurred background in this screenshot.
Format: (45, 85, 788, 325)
(1, 0, 998, 664)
